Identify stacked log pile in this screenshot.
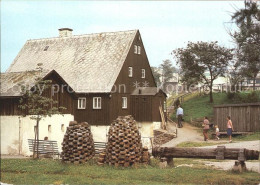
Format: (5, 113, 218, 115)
(141, 146, 150, 165)
(61, 121, 95, 164)
(99, 115, 144, 167)
(153, 129, 176, 146)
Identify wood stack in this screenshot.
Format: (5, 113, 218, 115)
(97, 152, 106, 165)
(101, 115, 143, 167)
(141, 146, 150, 165)
(61, 121, 95, 164)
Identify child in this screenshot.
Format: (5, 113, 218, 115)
(215, 125, 220, 140)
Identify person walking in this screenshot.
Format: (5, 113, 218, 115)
(202, 116, 210, 141)
(176, 105, 184, 128)
(227, 116, 234, 143)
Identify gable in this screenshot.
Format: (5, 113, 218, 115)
(114, 30, 157, 93)
(6, 30, 137, 93)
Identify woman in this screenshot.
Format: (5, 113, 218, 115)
(203, 116, 210, 141)
(227, 116, 234, 142)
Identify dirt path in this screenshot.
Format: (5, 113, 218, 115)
(163, 122, 207, 147)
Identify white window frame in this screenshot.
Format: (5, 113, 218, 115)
(48, 125, 51, 132)
(137, 46, 141, 54)
(78, 97, 86, 109)
(93, 97, 101, 109)
(134, 45, 138, 54)
(61, 124, 65, 132)
(122, 97, 127, 109)
(141, 69, 145, 78)
(128, 67, 133, 77)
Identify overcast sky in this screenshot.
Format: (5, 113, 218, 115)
(1, 1, 244, 72)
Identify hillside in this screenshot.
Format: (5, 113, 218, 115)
(170, 93, 227, 123)
(170, 91, 260, 125)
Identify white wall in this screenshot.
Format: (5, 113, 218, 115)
(1, 114, 74, 156)
(90, 122, 161, 149)
(136, 122, 161, 149)
(1, 116, 160, 156)
(90, 125, 109, 142)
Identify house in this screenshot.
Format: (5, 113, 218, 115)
(242, 73, 260, 90)
(0, 28, 166, 155)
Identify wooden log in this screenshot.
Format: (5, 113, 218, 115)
(152, 146, 259, 161)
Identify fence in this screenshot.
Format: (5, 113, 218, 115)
(213, 103, 260, 132)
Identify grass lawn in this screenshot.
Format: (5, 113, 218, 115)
(1, 158, 260, 185)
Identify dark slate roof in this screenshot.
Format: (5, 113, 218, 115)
(6, 30, 138, 93)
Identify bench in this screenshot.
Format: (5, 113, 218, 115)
(28, 139, 60, 158)
(94, 142, 107, 154)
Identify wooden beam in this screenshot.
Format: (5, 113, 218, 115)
(152, 146, 259, 161)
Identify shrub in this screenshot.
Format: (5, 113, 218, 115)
(226, 91, 260, 103)
(246, 91, 260, 103)
(227, 92, 236, 100)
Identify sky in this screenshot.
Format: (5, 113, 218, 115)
(1, 1, 245, 72)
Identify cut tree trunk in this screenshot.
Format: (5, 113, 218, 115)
(152, 146, 259, 161)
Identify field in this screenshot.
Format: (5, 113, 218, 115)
(1, 158, 260, 185)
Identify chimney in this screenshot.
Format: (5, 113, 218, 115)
(58, 28, 73, 37)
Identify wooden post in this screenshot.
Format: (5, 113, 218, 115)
(233, 161, 247, 173)
(238, 148, 245, 162)
(166, 157, 174, 167)
(216, 146, 225, 160)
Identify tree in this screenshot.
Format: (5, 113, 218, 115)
(173, 41, 233, 103)
(151, 66, 161, 84)
(19, 65, 66, 158)
(231, 1, 260, 90)
(160, 59, 178, 83)
(228, 53, 245, 92)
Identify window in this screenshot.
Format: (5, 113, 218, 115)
(141, 69, 145, 78)
(134, 45, 138, 54)
(61, 124, 65, 132)
(48, 125, 51, 132)
(93, 97, 101, 109)
(128, 67, 133, 77)
(122, 97, 127, 109)
(78, 98, 86, 109)
(137, 46, 141, 54)
(134, 45, 141, 55)
(44, 46, 49, 51)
